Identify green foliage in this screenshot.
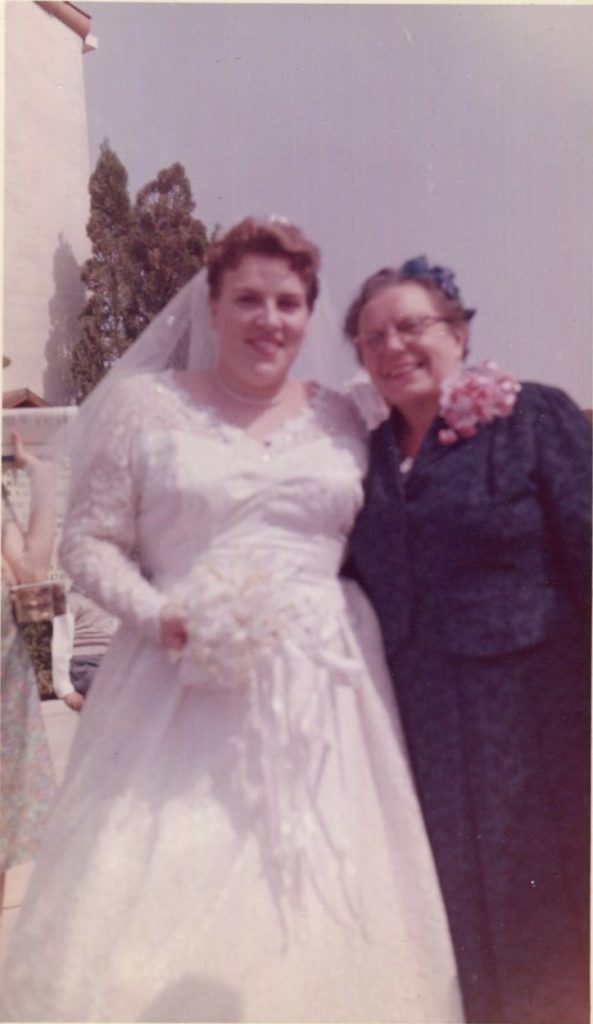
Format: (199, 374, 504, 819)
(128, 164, 209, 337)
(71, 142, 135, 401)
(71, 143, 209, 402)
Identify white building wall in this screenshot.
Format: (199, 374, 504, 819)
(4, 2, 93, 404)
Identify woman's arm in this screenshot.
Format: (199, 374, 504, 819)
(532, 385, 592, 615)
(2, 432, 56, 583)
(50, 610, 76, 699)
(58, 379, 184, 646)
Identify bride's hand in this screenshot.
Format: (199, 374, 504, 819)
(159, 603, 188, 650)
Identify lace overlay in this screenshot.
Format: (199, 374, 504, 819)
(59, 373, 365, 640)
(2, 372, 462, 1023)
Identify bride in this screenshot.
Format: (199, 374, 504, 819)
(0, 217, 462, 1023)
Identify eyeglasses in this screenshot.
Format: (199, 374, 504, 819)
(357, 316, 451, 351)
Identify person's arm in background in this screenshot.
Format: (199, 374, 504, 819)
(51, 609, 84, 711)
(2, 431, 56, 583)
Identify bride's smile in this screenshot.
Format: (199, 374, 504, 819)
(209, 253, 310, 395)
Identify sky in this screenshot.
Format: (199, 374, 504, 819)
(81, 2, 593, 404)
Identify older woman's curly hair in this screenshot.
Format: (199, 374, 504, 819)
(344, 256, 476, 356)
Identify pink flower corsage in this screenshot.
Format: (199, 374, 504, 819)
(438, 361, 521, 445)
(344, 368, 390, 430)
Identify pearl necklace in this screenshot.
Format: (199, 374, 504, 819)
(213, 370, 287, 408)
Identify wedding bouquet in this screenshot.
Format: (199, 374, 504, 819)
(173, 552, 320, 689)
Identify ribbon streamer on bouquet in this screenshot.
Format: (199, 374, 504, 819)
(232, 631, 368, 938)
(170, 547, 370, 936)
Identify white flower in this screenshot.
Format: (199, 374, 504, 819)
(174, 552, 323, 690)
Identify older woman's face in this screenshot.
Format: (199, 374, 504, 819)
(356, 282, 464, 414)
(210, 254, 310, 390)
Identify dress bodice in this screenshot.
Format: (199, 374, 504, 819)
(349, 381, 592, 660)
(60, 372, 367, 640)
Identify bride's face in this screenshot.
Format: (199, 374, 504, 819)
(210, 254, 310, 390)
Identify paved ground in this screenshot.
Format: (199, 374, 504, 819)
(0, 699, 79, 967)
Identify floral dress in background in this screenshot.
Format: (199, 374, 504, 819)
(1, 493, 55, 873)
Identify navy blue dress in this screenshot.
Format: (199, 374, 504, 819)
(347, 383, 591, 1024)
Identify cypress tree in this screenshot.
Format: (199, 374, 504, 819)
(71, 146, 209, 402)
(127, 162, 209, 337)
(71, 141, 134, 401)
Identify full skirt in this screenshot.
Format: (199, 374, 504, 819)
(392, 627, 590, 1023)
(1, 584, 462, 1022)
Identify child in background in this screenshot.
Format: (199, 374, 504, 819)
(51, 588, 119, 710)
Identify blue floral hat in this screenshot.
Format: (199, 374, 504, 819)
(399, 256, 476, 321)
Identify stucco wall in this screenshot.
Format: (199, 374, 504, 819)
(4, 2, 92, 404)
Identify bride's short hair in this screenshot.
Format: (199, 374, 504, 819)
(206, 217, 320, 310)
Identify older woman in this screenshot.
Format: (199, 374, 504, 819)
(1, 224, 462, 1022)
(346, 257, 591, 1024)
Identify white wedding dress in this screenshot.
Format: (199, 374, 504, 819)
(1, 372, 462, 1023)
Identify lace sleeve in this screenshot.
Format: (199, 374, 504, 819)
(59, 377, 168, 642)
